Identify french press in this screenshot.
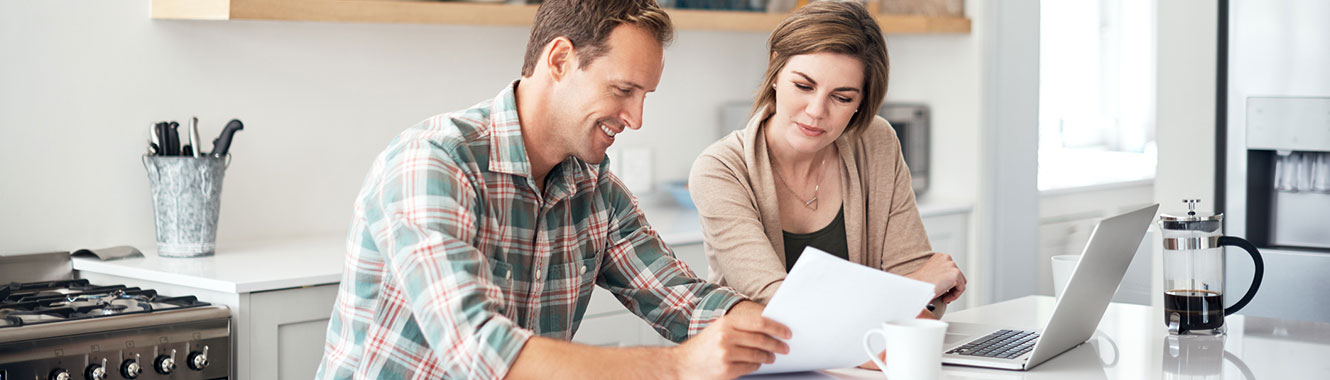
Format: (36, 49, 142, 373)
(1159, 199, 1264, 335)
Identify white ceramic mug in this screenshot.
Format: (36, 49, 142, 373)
(861, 319, 948, 380)
(1051, 254, 1080, 299)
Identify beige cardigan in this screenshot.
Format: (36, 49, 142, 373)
(688, 109, 938, 308)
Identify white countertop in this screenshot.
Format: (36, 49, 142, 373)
(73, 197, 971, 294)
(750, 296, 1330, 379)
(73, 236, 345, 294)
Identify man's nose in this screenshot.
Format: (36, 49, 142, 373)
(623, 98, 645, 130)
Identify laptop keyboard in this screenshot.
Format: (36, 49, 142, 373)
(946, 329, 1039, 359)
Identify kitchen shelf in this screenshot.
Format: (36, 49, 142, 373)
(151, 0, 971, 34)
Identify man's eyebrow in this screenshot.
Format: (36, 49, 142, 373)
(616, 80, 656, 93)
(792, 70, 861, 93)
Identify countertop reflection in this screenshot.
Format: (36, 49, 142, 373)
(747, 296, 1330, 379)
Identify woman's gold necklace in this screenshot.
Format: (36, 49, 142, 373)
(772, 152, 828, 210)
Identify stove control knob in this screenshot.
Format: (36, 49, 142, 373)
(188, 346, 210, 370)
(84, 358, 108, 380)
(155, 349, 177, 375)
(47, 368, 70, 380)
(121, 353, 142, 379)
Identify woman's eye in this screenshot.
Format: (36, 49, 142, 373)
(834, 96, 853, 103)
(793, 83, 813, 91)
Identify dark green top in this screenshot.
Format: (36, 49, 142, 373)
(782, 207, 849, 272)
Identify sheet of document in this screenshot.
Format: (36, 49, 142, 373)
(751, 247, 936, 375)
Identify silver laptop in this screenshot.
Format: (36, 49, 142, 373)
(941, 204, 1159, 370)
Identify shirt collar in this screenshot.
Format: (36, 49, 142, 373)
(488, 80, 532, 178)
(485, 80, 586, 201)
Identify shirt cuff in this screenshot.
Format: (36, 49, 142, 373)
(477, 316, 534, 380)
(686, 285, 746, 337)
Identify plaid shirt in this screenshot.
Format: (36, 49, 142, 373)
(316, 81, 745, 380)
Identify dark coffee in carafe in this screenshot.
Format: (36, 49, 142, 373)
(1163, 289, 1224, 332)
(1159, 200, 1265, 335)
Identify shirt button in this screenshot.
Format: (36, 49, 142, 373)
(505, 271, 512, 281)
(535, 269, 542, 281)
(579, 265, 587, 275)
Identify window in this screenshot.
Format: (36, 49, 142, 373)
(1038, 0, 1157, 191)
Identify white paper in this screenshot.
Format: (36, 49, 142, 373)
(750, 247, 936, 375)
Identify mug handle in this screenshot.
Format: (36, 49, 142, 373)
(862, 329, 889, 370)
(1219, 236, 1264, 316)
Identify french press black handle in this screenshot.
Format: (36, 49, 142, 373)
(1219, 236, 1264, 316)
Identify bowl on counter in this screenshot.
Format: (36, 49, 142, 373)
(664, 180, 696, 210)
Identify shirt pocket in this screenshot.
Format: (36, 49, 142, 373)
(486, 257, 514, 317)
(553, 256, 601, 320)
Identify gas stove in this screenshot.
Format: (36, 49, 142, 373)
(0, 279, 230, 380)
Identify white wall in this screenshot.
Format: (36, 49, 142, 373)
(0, 0, 984, 254)
(1154, 0, 1217, 207)
(1151, 0, 1218, 306)
(977, 0, 1041, 303)
(884, 28, 983, 205)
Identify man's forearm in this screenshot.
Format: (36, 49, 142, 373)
(505, 336, 677, 380)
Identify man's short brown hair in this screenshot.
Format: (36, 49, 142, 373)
(521, 0, 674, 77)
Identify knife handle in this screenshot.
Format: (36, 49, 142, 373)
(166, 121, 181, 156)
(155, 122, 172, 156)
(188, 117, 203, 158)
(211, 119, 244, 157)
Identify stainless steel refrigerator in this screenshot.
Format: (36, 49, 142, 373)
(1222, 0, 1330, 323)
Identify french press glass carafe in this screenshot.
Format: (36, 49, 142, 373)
(1159, 199, 1265, 335)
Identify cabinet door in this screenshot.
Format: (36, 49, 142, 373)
(247, 284, 338, 380)
(573, 310, 661, 347)
(921, 212, 970, 309)
(578, 287, 671, 347)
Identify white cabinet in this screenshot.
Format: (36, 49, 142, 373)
(571, 304, 665, 347)
(920, 210, 972, 310)
(248, 284, 338, 380)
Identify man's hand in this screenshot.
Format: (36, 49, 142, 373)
(906, 253, 967, 303)
(671, 301, 792, 379)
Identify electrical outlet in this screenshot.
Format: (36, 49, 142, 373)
(618, 147, 653, 193)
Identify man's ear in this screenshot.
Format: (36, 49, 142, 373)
(545, 37, 577, 82)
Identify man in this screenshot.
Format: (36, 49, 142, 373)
(315, 1, 790, 379)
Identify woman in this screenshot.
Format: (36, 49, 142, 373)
(688, 1, 966, 317)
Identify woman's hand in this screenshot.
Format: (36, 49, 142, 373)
(906, 253, 967, 303)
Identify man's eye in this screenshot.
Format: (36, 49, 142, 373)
(615, 87, 632, 96)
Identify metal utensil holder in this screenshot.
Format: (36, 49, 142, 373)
(143, 155, 229, 257)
